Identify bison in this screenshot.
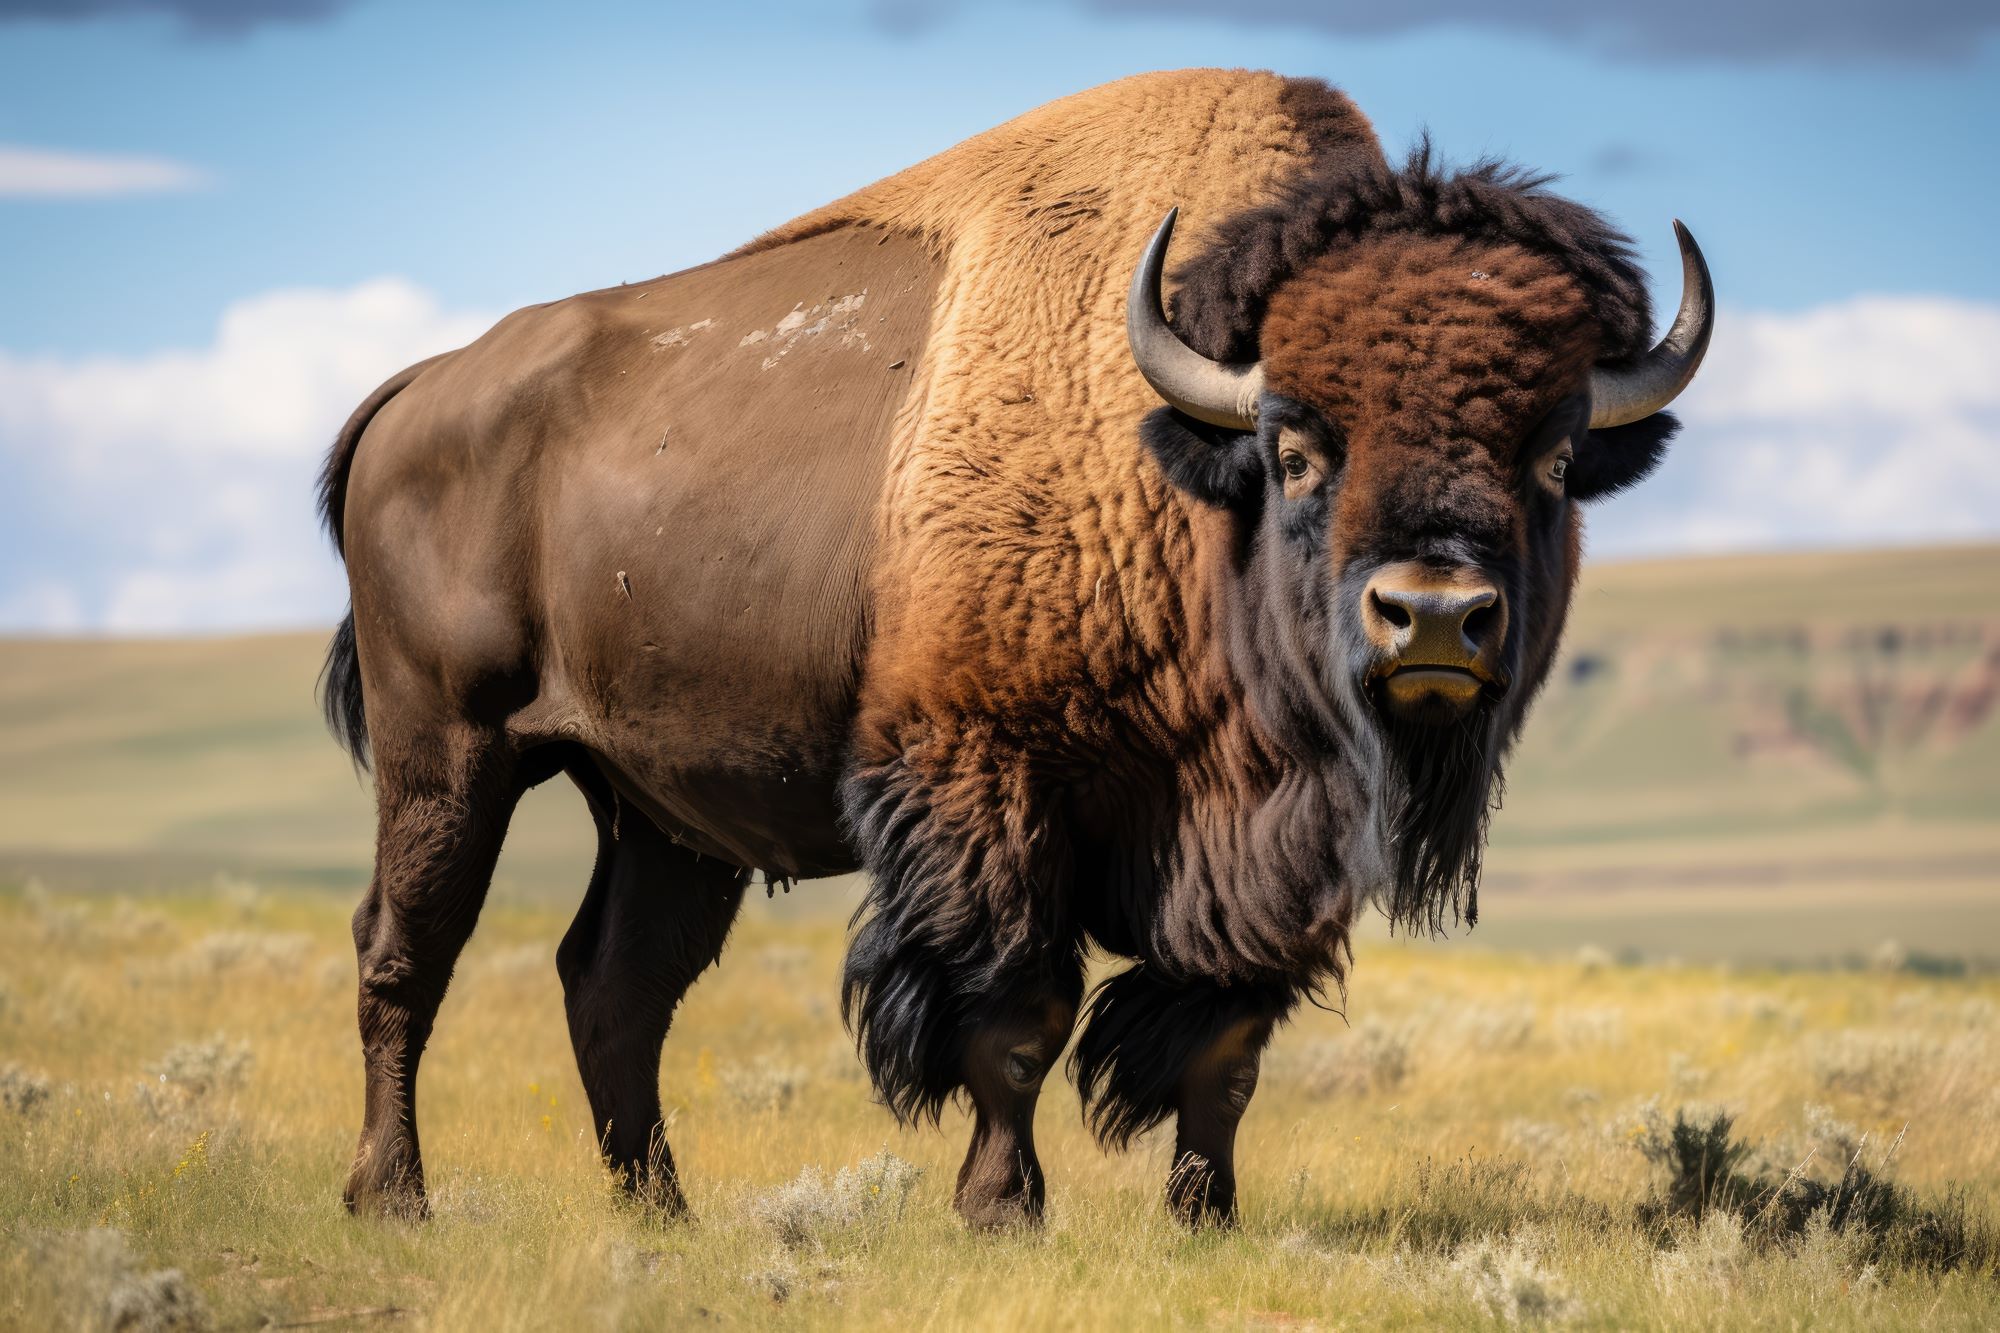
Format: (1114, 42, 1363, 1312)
(319, 68, 1711, 1227)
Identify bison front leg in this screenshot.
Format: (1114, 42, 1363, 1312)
(1163, 1012, 1278, 1226)
(1073, 970, 1292, 1228)
(842, 912, 1081, 1229)
(953, 998, 1076, 1228)
(839, 716, 1082, 1228)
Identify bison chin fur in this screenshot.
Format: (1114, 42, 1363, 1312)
(1375, 702, 1501, 934)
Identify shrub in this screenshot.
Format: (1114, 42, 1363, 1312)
(1298, 1018, 1413, 1097)
(1635, 1108, 1985, 1271)
(172, 932, 312, 978)
(1, 1062, 52, 1115)
(1806, 1031, 1933, 1105)
(752, 1149, 924, 1251)
(1553, 1007, 1625, 1049)
(723, 1057, 807, 1112)
(1653, 1209, 1750, 1296)
(30, 1228, 210, 1332)
(1455, 1004, 1537, 1051)
(147, 1034, 252, 1095)
(1446, 1230, 1580, 1326)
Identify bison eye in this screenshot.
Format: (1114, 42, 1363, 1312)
(1549, 456, 1569, 483)
(1004, 1051, 1043, 1086)
(1280, 451, 1310, 480)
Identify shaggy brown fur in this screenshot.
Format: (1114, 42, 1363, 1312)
(319, 68, 1694, 1229)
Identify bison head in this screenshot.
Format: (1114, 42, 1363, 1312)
(1127, 157, 1711, 931)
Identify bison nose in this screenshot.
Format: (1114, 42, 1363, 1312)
(1365, 576, 1503, 663)
(1362, 563, 1508, 718)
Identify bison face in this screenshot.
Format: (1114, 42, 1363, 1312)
(1140, 380, 1585, 735)
(1131, 211, 1710, 737)
(1130, 210, 1711, 928)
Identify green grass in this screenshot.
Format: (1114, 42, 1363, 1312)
(2, 884, 1996, 1330)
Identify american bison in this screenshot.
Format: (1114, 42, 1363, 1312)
(319, 68, 1710, 1226)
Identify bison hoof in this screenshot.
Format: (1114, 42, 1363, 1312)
(342, 1179, 429, 1222)
(954, 1189, 1042, 1231)
(342, 1152, 429, 1222)
(1165, 1152, 1238, 1229)
(620, 1167, 692, 1219)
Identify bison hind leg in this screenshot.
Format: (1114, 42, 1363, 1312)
(345, 726, 523, 1219)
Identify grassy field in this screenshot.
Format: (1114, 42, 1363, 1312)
(2, 884, 1997, 1330)
(2, 543, 1998, 1328)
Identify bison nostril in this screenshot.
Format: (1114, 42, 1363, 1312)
(1371, 591, 1411, 631)
(1462, 602, 1496, 646)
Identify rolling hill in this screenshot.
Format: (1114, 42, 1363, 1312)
(3, 543, 1996, 960)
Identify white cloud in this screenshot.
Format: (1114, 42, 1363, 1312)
(0, 279, 491, 633)
(1586, 295, 2000, 558)
(1, 281, 1994, 634)
(0, 144, 210, 198)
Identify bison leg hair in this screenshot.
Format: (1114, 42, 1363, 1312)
(953, 995, 1079, 1229)
(556, 761, 746, 1215)
(839, 718, 1095, 1224)
(1071, 969, 1294, 1227)
(344, 728, 521, 1219)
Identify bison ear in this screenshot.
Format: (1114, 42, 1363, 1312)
(1139, 407, 1265, 509)
(1569, 411, 1680, 502)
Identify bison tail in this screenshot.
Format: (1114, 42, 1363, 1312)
(319, 609, 369, 770)
(314, 353, 451, 770)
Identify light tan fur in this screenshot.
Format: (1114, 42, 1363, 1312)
(746, 67, 1378, 843)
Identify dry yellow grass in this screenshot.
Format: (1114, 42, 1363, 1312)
(2, 882, 1995, 1330)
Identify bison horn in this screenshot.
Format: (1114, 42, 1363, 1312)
(1588, 221, 1715, 429)
(1127, 208, 1265, 430)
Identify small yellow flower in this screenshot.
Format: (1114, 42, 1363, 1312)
(172, 1130, 210, 1179)
(541, 1114, 552, 1132)
(529, 1082, 540, 1096)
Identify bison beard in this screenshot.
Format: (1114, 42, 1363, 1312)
(1376, 701, 1501, 934)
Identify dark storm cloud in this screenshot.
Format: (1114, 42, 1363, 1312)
(870, 0, 2000, 64)
(0, 0, 355, 34)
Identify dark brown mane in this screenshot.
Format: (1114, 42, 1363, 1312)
(1169, 140, 1661, 369)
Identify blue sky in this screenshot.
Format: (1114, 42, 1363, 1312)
(2, 0, 1998, 631)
